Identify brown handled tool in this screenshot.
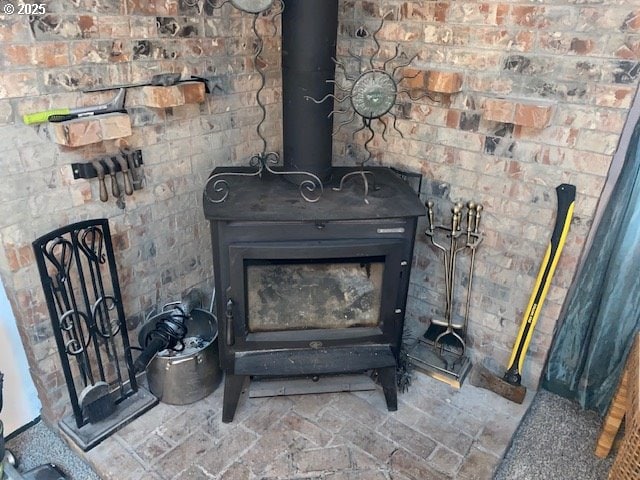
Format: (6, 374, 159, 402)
(470, 184, 576, 403)
(105, 159, 121, 199)
(115, 156, 133, 195)
(91, 161, 108, 202)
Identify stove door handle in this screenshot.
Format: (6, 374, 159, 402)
(225, 299, 235, 346)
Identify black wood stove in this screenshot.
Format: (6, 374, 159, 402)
(203, 0, 425, 422)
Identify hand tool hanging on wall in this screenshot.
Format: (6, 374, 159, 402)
(91, 161, 109, 202)
(22, 88, 126, 125)
(125, 150, 145, 191)
(105, 158, 121, 199)
(83, 73, 182, 93)
(470, 184, 576, 403)
(115, 156, 134, 196)
(71, 150, 144, 206)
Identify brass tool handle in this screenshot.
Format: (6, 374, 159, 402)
(426, 200, 434, 233)
(467, 202, 476, 233)
(455, 202, 463, 231)
(475, 204, 483, 233)
(452, 204, 461, 232)
(466, 201, 476, 241)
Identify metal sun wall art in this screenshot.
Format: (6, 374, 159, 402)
(203, 0, 325, 204)
(307, 20, 434, 203)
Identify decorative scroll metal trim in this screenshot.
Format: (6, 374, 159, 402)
(332, 170, 377, 205)
(204, 152, 324, 204)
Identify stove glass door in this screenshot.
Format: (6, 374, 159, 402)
(246, 257, 384, 332)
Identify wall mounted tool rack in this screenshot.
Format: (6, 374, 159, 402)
(72, 150, 143, 180)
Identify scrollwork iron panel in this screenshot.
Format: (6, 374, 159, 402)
(33, 219, 137, 428)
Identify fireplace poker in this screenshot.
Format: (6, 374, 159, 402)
(462, 203, 483, 337)
(425, 201, 451, 321)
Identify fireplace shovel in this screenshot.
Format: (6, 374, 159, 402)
(469, 184, 576, 403)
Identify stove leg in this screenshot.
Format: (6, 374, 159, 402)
(222, 374, 246, 423)
(377, 367, 398, 411)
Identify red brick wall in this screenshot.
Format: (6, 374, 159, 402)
(0, 0, 639, 421)
(0, 1, 281, 420)
(334, 2, 640, 386)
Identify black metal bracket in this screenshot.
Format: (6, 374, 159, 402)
(72, 150, 143, 180)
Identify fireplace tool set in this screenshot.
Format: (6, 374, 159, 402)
(32, 219, 158, 451)
(408, 200, 484, 387)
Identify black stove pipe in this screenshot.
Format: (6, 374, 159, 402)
(282, 0, 338, 182)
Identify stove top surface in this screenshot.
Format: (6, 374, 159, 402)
(203, 166, 426, 222)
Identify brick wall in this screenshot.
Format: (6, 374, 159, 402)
(0, 0, 282, 420)
(1, 0, 639, 423)
(334, 2, 640, 386)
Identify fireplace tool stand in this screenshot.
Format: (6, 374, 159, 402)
(33, 219, 157, 451)
(408, 201, 483, 388)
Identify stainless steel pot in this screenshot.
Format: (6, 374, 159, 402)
(142, 308, 221, 405)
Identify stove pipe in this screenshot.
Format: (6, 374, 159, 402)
(282, 0, 338, 182)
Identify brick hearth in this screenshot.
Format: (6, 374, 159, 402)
(80, 375, 530, 480)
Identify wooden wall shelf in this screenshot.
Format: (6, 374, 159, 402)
(49, 112, 132, 147)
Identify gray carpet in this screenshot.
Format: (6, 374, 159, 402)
(494, 389, 614, 480)
(5, 421, 100, 480)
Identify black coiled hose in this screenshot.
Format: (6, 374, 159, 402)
(133, 311, 188, 374)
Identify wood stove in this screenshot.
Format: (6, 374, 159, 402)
(202, 0, 425, 422)
(204, 168, 424, 422)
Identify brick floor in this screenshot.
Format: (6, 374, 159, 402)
(81, 373, 532, 479)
